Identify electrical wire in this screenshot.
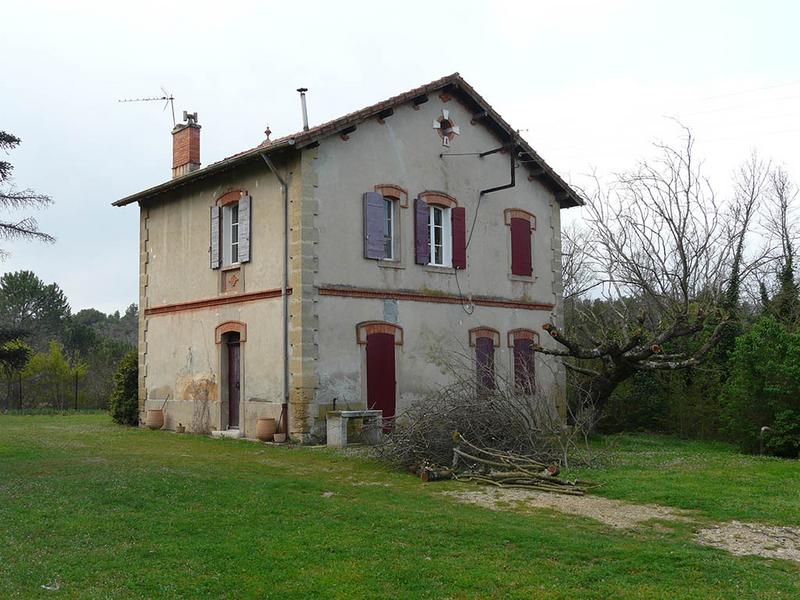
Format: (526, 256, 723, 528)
(454, 180, 489, 315)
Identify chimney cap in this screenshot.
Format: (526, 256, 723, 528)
(297, 87, 308, 93)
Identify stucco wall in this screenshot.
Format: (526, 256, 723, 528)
(143, 163, 285, 307)
(313, 295, 563, 431)
(307, 94, 568, 435)
(312, 96, 559, 304)
(143, 300, 284, 437)
(139, 161, 290, 434)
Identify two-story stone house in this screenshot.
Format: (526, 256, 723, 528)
(113, 73, 582, 441)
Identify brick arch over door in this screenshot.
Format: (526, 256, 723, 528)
(215, 320, 247, 344)
(356, 321, 404, 345)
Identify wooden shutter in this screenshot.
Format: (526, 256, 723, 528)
(451, 206, 467, 269)
(210, 206, 221, 269)
(238, 194, 251, 263)
(475, 337, 495, 391)
(414, 197, 430, 265)
(513, 338, 535, 392)
(363, 192, 386, 260)
(510, 217, 532, 276)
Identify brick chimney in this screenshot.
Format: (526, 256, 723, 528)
(172, 111, 200, 178)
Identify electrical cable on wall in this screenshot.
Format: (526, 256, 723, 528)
(442, 141, 518, 315)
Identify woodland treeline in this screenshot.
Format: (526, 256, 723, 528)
(552, 132, 800, 457)
(0, 270, 136, 410)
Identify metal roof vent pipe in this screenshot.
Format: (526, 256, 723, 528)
(297, 87, 309, 131)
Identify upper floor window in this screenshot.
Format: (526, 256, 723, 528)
(363, 189, 402, 261)
(210, 191, 251, 270)
(383, 197, 395, 260)
(504, 209, 535, 277)
(222, 203, 240, 266)
(414, 192, 466, 269)
(428, 204, 451, 266)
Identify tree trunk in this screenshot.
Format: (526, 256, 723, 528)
(585, 364, 635, 413)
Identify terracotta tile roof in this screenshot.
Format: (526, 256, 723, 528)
(113, 73, 582, 207)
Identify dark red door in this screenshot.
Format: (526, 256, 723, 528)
(228, 341, 240, 428)
(366, 333, 396, 421)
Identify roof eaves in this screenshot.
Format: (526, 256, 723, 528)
(111, 140, 291, 207)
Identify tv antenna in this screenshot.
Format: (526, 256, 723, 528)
(118, 87, 176, 126)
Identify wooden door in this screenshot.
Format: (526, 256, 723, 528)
(366, 332, 396, 421)
(228, 341, 241, 428)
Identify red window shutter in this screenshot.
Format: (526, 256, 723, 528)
(513, 338, 535, 392)
(451, 206, 467, 269)
(414, 197, 430, 265)
(510, 217, 532, 276)
(475, 336, 495, 391)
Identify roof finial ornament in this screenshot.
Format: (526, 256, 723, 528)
(264, 125, 272, 141)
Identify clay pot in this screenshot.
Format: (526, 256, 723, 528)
(175, 424, 186, 434)
(146, 409, 164, 430)
(256, 417, 277, 441)
(273, 432, 287, 443)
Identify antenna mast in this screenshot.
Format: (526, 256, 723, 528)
(118, 88, 176, 126)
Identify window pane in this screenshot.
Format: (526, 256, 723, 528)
(231, 204, 239, 225)
(231, 243, 238, 263)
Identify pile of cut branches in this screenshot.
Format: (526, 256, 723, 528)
(451, 434, 597, 496)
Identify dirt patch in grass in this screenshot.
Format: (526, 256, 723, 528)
(696, 521, 800, 562)
(444, 488, 690, 529)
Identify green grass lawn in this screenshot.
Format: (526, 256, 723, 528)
(0, 415, 798, 599)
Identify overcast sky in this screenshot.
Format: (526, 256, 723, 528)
(2, 0, 799, 313)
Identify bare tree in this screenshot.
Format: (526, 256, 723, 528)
(538, 129, 758, 412)
(1, 131, 53, 259)
(715, 152, 771, 366)
(760, 166, 800, 323)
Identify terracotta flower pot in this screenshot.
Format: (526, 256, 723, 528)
(256, 417, 276, 441)
(146, 409, 164, 430)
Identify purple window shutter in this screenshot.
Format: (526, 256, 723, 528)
(475, 337, 495, 391)
(514, 338, 535, 392)
(414, 197, 430, 265)
(363, 192, 386, 259)
(451, 206, 467, 269)
(510, 218, 532, 276)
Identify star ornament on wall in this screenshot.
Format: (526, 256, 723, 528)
(433, 109, 460, 147)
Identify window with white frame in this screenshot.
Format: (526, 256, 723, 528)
(383, 197, 395, 260)
(428, 205, 452, 267)
(222, 202, 240, 266)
